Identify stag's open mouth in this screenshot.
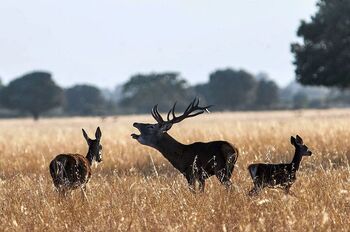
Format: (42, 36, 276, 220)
(131, 123, 141, 139)
(131, 133, 140, 139)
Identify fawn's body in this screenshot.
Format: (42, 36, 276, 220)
(248, 135, 312, 195)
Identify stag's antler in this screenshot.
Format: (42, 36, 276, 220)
(151, 98, 211, 124)
(151, 105, 164, 123)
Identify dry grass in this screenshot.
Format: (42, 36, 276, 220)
(0, 109, 349, 231)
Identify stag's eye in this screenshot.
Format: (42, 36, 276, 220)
(147, 125, 154, 129)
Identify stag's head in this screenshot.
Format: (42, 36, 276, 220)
(291, 135, 312, 156)
(131, 98, 211, 147)
(83, 127, 103, 162)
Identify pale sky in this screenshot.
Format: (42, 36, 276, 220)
(0, 0, 318, 88)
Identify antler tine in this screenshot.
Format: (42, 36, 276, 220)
(151, 105, 157, 121)
(156, 105, 165, 123)
(167, 98, 212, 124)
(167, 102, 177, 121)
(183, 98, 196, 115)
(151, 104, 164, 123)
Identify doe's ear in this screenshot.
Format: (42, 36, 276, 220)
(82, 129, 90, 144)
(296, 135, 303, 144)
(291, 136, 296, 145)
(160, 123, 172, 132)
(95, 127, 102, 140)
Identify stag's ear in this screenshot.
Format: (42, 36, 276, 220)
(296, 135, 303, 144)
(291, 136, 296, 145)
(82, 129, 90, 144)
(95, 127, 102, 140)
(160, 123, 172, 132)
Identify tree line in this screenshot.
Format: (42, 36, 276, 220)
(0, 69, 282, 119)
(0, 67, 348, 120)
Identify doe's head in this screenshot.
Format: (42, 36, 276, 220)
(291, 135, 312, 156)
(132, 98, 211, 147)
(82, 127, 103, 162)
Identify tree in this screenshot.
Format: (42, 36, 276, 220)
(0, 71, 63, 119)
(64, 84, 108, 116)
(293, 91, 309, 109)
(291, 0, 350, 88)
(120, 72, 195, 113)
(196, 69, 257, 110)
(254, 79, 280, 109)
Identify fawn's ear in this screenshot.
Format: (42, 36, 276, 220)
(82, 129, 90, 144)
(296, 135, 303, 144)
(95, 127, 102, 140)
(291, 136, 296, 145)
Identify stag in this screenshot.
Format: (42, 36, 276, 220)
(131, 98, 239, 192)
(49, 127, 102, 199)
(248, 135, 312, 195)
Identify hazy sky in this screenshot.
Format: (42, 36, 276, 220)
(0, 0, 318, 88)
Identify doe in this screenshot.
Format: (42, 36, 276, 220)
(248, 135, 312, 195)
(49, 127, 102, 199)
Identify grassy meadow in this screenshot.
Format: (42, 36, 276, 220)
(0, 109, 349, 231)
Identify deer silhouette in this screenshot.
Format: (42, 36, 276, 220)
(49, 127, 102, 199)
(131, 98, 239, 193)
(248, 135, 312, 195)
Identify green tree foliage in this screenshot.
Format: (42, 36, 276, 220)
(254, 79, 279, 109)
(120, 72, 195, 113)
(0, 71, 63, 119)
(291, 0, 350, 88)
(196, 69, 257, 110)
(64, 84, 108, 116)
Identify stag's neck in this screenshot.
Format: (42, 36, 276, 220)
(154, 133, 186, 171)
(85, 150, 94, 166)
(290, 150, 302, 171)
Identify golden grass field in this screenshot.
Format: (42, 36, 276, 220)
(0, 109, 349, 231)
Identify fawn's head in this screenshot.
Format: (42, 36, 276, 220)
(83, 127, 103, 162)
(132, 98, 211, 147)
(291, 135, 312, 156)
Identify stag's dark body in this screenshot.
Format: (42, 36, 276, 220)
(152, 133, 238, 189)
(248, 135, 312, 195)
(132, 98, 239, 192)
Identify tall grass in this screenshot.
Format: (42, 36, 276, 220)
(0, 109, 349, 231)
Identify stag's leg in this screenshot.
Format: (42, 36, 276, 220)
(216, 170, 232, 191)
(226, 155, 238, 178)
(222, 144, 238, 178)
(185, 173, 196, 193)
(198, 178, 206, 193)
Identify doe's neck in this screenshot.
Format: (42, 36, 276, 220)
(85, 150, 94, 166)
(291, 149, 303, 171)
